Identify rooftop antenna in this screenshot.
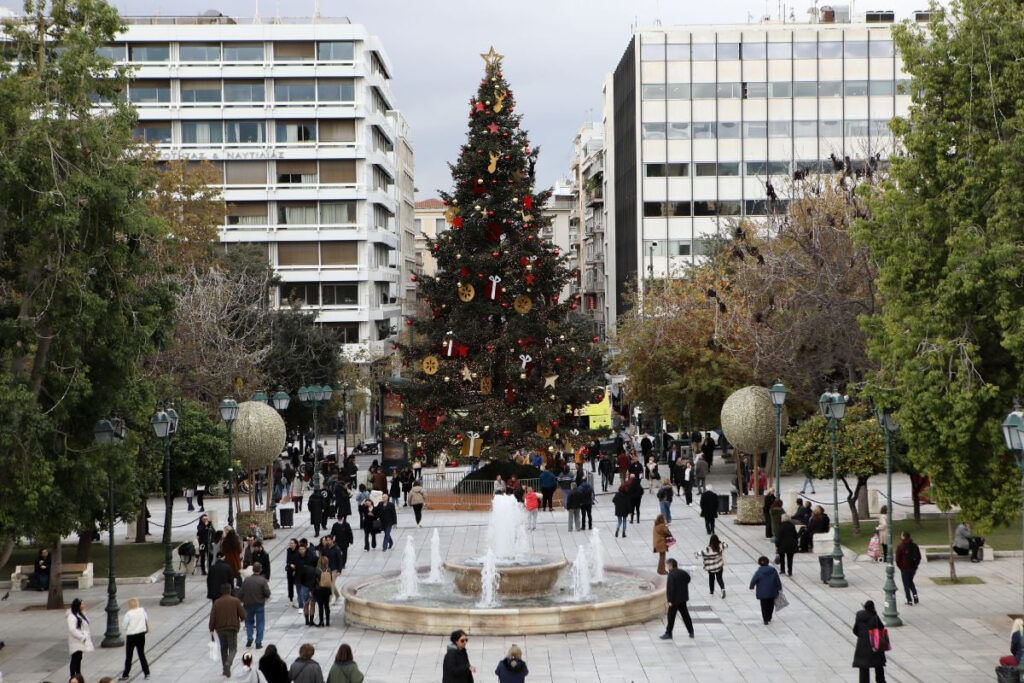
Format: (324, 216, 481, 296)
(253, 0, 261, 24)
(313, 0, 321, 23)
(274, 0, 280, 23)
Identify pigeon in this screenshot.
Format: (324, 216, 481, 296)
(1, 591, 7, 601)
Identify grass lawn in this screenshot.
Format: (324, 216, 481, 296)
(1, 542, 170, 579)
(838, 515, 1022, 556)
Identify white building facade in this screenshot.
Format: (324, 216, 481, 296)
(603, 11, 917, 329)
(109, 14, 410, 355)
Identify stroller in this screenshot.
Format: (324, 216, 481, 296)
(177, 541, 198, 574)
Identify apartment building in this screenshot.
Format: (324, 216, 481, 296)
(106, 12, 411, 355)
(413, 198, 446, 278)
(601, 7, 921, 331)
(569, 122, 607, 338)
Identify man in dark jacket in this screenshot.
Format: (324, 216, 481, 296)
(598, 453, 615, 492)
(627, 473, 644, 523)
(775, 514, 799, 577)
(250, 540, 271, 580)
(442, 629, 476, 683)
(660, 558, 694, 639)
(321, 535, 343, 602)
(375, 494, 398, 552)
(577, 479, 595, 530)
(209, 583, 246, 677)
(307, 486, 325, 537)
(240, 561, 271, 648)
(196, 514, 215, 575)
(539, 468, 557, 511)
(589, 438, 601, 472)
(206, 553, 234, 603)
(330, 518, 354, 570)
(895, 531, 921, 605)
(699, 485, 719, 535)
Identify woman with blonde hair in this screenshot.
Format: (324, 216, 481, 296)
(999, 618, 1024, 667)
(494, 643, 529, 682)
(652, 514, 673, 575)
(120, 597, 150, 679)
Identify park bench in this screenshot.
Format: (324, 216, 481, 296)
(919, 544, 990, 563)
(10, 562, 94, 591)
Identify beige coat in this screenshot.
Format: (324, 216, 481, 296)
(408, 485, 426, 506)
(652, 522, 672, 554)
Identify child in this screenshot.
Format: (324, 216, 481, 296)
(867, 531, 882, 562)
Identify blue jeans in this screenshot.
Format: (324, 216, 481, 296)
(801, 477, 816, 493)
(660, 500, 672, 523)
(297, 585, 309, 608)
(244, 603, 265, 645)
(616, 516, 628, 534)
(383, 525, 393, 550)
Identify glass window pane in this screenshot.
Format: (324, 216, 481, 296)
(132, 122, 171, 143)
(818, 41, 842, 58)
(665, 44, 689, 60)
(321, 201, 356, 223)
(718, 162, 740, 176)
(845, 41, 868, 58)
(692, 83, 716, 99)
(224, 81, 264, 102)
(745, 82, 768, 98)
(818, 81, 842, 97)
(869, 80, 894, 96)
(794, 120, 817, 136)
(695, 163, 717, 177)
(182, 121, 223, 144)
(691, 44, 716, 60)
(278, 203, 317, 225)
(318, 78, 355, 102)
(96, 44, 125, 61)
(845, 119, 869, 136)
(641, 43, 665, 61)
(180, 43, 220, 61)
(793, 81, 817, 97)
(180, 80, 221, 103)
(693, 201, 716, 216)
(318, 41, 354, 60)
(845, 80, 869, 96)
(742, 42, 766, 60)
(645, 163, 665, 177)
(767, 161, 790, 175)
(129, 81, 170, 103)
(692, 122, 716, 139)
(275, 42, 315, 61)
(641, 84, 665, 100)
(667, 122, 690, 139)
(819, 119, 842, 136)
(321, 242, 358, 266)
(768, 120, 792, 137)
(717, 82, 741, 98)
(320, 120, 356, 142)
(129, 44, 168, 62)
(275, 80, 315, 102)
(643, 202, 666, 217)
(223, 43, 264, 61)
(767, 42, 792, 59)
(225, 161, 266, 184)
(277, 243, 319, 266)
(870, 40, 894, 58)
(717, 43, 739, 60)
(225, 121, 266, 143)
(667, 163, 688, 176)
(641, 123, 666, 140)
(666, 83, 690, 99)
(744, 121, 767, 138)
(718, 121, 740, 138)
(870, 119, 892, 136)
(275, 122, 317, 142)
(320, 160, 356, 183)
(794, 42, 817, 59)
(769, 81, 792, 97)
(746, 161, 768, 175)
(670, 202, 691, 216)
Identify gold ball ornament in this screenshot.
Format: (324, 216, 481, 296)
(421, 356, 440, 375)
(513, 295, 532, 314)
(457, 283, 476, 302)
(720, 386, 788, 454)
(480, 377, 493, 394)
(536, 422, 553, 439)
(232, 401, 287, 472)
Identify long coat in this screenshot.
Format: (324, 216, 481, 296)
(851, 609, 887, 669)
(652, 521, 671, 553)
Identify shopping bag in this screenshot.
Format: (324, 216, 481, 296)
(774, 590, 789, 611)
(868, 627, 892, 652)
(208, 638, 219, 662)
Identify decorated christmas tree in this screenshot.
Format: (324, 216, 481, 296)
(397, 47, 605, 462)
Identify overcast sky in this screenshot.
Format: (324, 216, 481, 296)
(2, 0, 937, 198)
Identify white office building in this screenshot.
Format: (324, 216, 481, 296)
(602, 7, 924, 330)
(106, 12, 411, 356)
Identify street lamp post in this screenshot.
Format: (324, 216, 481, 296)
(94, 417, 127, 647)
(251, 391, 290, 528)
(299, 385, 333, 488)
(818, 390, 848, 588)
(152, 406, 180, 606)
(874, 406, 902, 627)
(769, 380, 788, 496)
(340, 383, 350, 459)
(1001, 404, 1024, 680)
(219, 398, 239, 528)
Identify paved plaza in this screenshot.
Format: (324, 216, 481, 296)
(0, 460, 1015, 682)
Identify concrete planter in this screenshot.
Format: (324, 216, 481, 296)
(237, 509, 276, 540)
(736, 495, 764, 525)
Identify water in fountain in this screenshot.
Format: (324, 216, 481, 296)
(486, 494, 529, 561)
(424, 528, 443, 584)
(397, 536, 419, 599)
(476, 548, 500, 608)
(572, 544, 592, 601)
(589, 528, 605, 584)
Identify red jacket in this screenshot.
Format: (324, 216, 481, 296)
(617, 453, 630, 473)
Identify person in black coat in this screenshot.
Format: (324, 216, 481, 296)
(251, 541, 271, 579)
(196, 514, 215, 575)
(333, 481, 352, 521)
(307, 487, 325, 537)
(852, 600, 887, 682)
(700, 435, 716, 468)
(298, 544, 319, 626)
(359, 499, 378, 551)
(660, 558, 694, 639)
(699, 485, 719, 535)
(775, 514, 799, 577)
(375, 495, 398, 552)
(206, 554, 233, 602)
(330, 518, 354, 570)
(285, 539, 300, 606)
(612, 484, 631, 538)
(442, 629, 476, 683)
(627, 474, 644, 523)
(763, 489, 777, 538)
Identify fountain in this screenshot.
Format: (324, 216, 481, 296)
(341, 493, 665, 635)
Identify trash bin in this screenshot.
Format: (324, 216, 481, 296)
(818, 555, 834, 584)
(718, 494, 731, 515)
(995, 666, 1019, 683)
(730, 491, 738, 512)
(173, 573, 186, 602)
(279, 505, 294, 528)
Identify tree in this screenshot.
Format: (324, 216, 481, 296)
(0, 0, 177, 607)
(396, 48, 603, 459)
(784, 405, 886, 535)
(853, 0, 1024, 528)
(168, 398, 229, 493)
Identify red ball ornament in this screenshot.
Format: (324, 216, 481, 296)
(571, 303, 578, 310)
(555, 357, 561, 364)
(460, 267, 469, 278)
(520, 258, 529, 267)
(527, 235, 534, 241)
(486, 344, 496, 352)
(432, 244, 440, 252)
(551, 420, 559, 428)
(592, 337, 599, 343)
(554, 249, 560, 256)
(492, 251, 500, 258)
(456, 433, 462, 440)
(410, 274, 417, 282)
(501, 302, 509, 308)
(390, 344, 397, 350)
(405, 319, 413, 326)
(477, 272, 484, 280)
(502, 429, 511, 438)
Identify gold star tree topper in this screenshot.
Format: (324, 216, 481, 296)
(480, 46, 504, 75)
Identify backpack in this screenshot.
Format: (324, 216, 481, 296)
(909, 542, 921, 568)
(318, 569, 333, 589)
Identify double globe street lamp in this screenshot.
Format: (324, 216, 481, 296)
(299, 385, 333, 487)
(769, 380, 788, 496)
(818, 389, 848, 588)
(874, 406, 902, 627)
(152, 406, 181, 606)
(219, 398, 239, 528)
(1001, 403, 1024, 681)
(94, 416, 127, 647)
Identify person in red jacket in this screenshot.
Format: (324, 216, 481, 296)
(616, 451, 630, 485)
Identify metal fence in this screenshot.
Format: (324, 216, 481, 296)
(414, 469, 595, 510)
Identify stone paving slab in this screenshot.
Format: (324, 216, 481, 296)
(0, 468, 1013, 681)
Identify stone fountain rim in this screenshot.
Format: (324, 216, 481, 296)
(442, 555, 570, 571)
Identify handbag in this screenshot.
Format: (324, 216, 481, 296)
(868, 626, 892, 652)
(372, 518, 383, 533)
(208, 638, 219, 662)
(774, 590, 789, 610)
(665, 535, 677, 548)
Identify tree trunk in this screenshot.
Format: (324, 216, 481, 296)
(0, 536, 15, 571)
(910, 474, 924, 528)
(135, 497, 148, 543)
(843, 478, 862, 535)
(945, 510, 957, 582)
(46, 539, 65, 609)
(734, 452, 743, 498)
(856, 483, 870, 520)
(74, 526, 95, 563)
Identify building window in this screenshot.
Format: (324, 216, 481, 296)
(180, 43, 220, 61)
(223, 43, 264, 61)
(767, 42, 792, 59)
(818, 41, 842, 58)
(667, 122, 690, 139)
(667, 84, 691, 99)
(641, 84, 664, 100)
(321, 201, 357, 224)
(320, 120, 357, 143)
(318, 41, 354, 61)
(275, 79, 315, 103)
(224, 80, 265, 103)
(132, 122, 171, 144)
(794, 120, 817, 137)
(321, 242, 358, 266)
(180, 79, 221, 103)
(845, 80, 869, 97)
(870, 40, 895, 58)
(869, 80, 894, 96)
(691, 44, 716, 60)
(692, 122, 716, 139)
(275, 121, 317, 143)
(666, 44, 690, 60)
(320, 160, 357, 183)
(744, 82, 768, 99)
(641, 123, 666, 140)
(794, 42, 817, 59)
(280, 283, 319, 306)
(277, 242, 319, 266)
(718, 122, 741, 139)
(768, 121, 792, 137)
(870, 119, 892, 136)
(128, 80, 170, 103)
(818, 81, 843, 97)
(769, 81, 792, 98)
(324, 322, 361, 343)
(96, 44, 125, 61)
(845, 119, 870, 136)
(746, 161, 790, 176)
(844, 41, 868, 58)
(276, 160, 317, 184)
(322, 283, 359, 305)
(819, 119, 842, 136)
(693, 200, 741, 216)
(645, 162, 688, 177)
(278, 202, 317, 225)
(717, 82, 743, 99)
(371, 125, 394, 152)
(691, 83, 717, 99)
(225, 161, 267, 185)
(717, 43, 740, 60)
(793, 81, 817, 97)
(225, 121, 266, 144)
(226, 202, 267, 226)
(129, 44, 168, 62)
(182, 121, 223, 144)
(742, 42, 766, 60)
(318, 78, 355, 102)
(640, 43, 665, 61)
(274, 42, 315, 62)
(744, 121, 768, 138)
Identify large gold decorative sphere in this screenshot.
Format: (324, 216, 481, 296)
(233, 401, 286, 472)
(720, 386, 787, 454)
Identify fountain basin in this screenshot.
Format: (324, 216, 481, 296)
(444, 555, 568, 597)
(341, 566, 665, 636)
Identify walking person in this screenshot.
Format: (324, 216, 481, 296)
(998, 618, 1023, 668)
(298, 543, 319, 626)
(852, 600, 888, 683)
(308, 485, 325, 537)
(763, 488, 777, 539)
(285, 539, 300, 607)
(524, 486, 539, 530)
(775, 514, 798, 577)
(314, 556, 333, 627)
(258, 644, 290, 683)
(565, 483, 581, 531)
(241, 561, 271, 648)
(578, 478, 594, 530)
(494, 643, 529, 683)
(749, 556, 783, 625)
(696, 534, 728, 598)
(327, 643, 365, 683)
(197, 514, 214, 575)
(653, 514, 672, 575)
(659, 558, 694, 640)
(208, 584, 246, 678)
(119, 597, 150, 680)
(799, 469, 816, 495)
(206, 552, 233, 604)
(375, 494, 398, 552)
(694, 457, 709, 495)
(238, 652, 266, 683)
(291, 474, 307, 513)
(442, 629, 476, 683)
(289, 643, 325, 683)
(894, 531, 921, 605)
(408, 480, 426, 527)
(598, 452, 615, 492)
(699, 484, 719, 535)
(613, 483, 631, 538)
(645, 456, 660, 493)
(321, 536, 343, 603)
(680, 461, 694, 505)
(67, 598, 94, 680)
(628, 473, 644, 523)
(656, 478, 673, 523)
(539, 467, 557, 512)
(359, 499, 378, 551)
